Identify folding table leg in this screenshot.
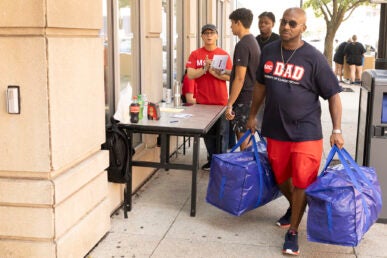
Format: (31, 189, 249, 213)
(190, 135, 200, 217)
(124, 130, 133, 219)
(183, 136, 186, 155)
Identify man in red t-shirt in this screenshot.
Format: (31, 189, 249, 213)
(181, 69, 197, 104)
(186, 24, 232, 170)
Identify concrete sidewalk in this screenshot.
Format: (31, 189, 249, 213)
(87, 83, 387, 258)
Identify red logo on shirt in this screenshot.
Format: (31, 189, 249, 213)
(264, 61, 274, 73)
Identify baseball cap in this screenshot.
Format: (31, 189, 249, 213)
(201, 24, 218, 34)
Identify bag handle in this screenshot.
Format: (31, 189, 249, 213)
(320, 146, 337, 174)
(329, 145, 377, 194)
(339, 148, 375, 188)
(339, 147, 382, 204)
(230, 129, 266, 153)
(230, 130, 251, 153)
(251, 131, 264, 206)
(334, 146, 362, 190)
(321, 145, 362, 190)
(254, 130, 267, 147)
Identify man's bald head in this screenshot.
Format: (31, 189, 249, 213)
(283, 7, 307, 25)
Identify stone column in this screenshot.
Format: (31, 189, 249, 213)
(0, 1, 110, 257)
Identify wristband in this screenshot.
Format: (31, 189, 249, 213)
(332, 129, 342, 134)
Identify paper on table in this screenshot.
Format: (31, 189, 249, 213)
(160, 107, 184, 113)
(211, 55, 228, 70)
(171, 113, 193, 118)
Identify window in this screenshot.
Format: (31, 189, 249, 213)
(102, 0, 113, 123)
(102, 0, 141, 146)
(161, 0, 170, 88)
(162, 0, 182, 89)
(118, 0, 138, 96)
(216, 1, 224, 47)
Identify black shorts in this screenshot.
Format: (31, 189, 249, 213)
(333, 54, 344, 65)
(346, 55, 363, 66)
(230, 102, 251, 133)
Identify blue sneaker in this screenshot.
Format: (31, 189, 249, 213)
(276, 207, 291, 228)
(282, 230, 300, 256)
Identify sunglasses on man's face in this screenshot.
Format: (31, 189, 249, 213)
(280, 19, 303, 28)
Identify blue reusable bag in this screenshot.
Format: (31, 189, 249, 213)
(205, 130, 281, 216)
(306, 146, 382, 246)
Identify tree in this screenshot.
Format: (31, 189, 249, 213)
(303, 0, 370, 66)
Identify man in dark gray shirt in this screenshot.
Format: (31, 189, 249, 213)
(225, 8, 261, 150)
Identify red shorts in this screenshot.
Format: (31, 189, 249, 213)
(266, 138, 323, 189)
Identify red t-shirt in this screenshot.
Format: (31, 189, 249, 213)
(186, 47, 232, 105)
(182, 74, 196, 97)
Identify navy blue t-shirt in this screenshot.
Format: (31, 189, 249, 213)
(230, 34, 261, 104)
(256, 40, 341, 141)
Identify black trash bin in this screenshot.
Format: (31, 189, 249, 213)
(356, 69, 387, 223)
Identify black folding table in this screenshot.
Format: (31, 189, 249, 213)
(119, 104, 226, 217)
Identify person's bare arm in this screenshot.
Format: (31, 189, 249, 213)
(187, 55, 211, 79)
(187, 67, 206, 79)
(246, 81, 266, 132)
(328, 93, 344, 149)
(185, 93, 196, 104)
(208, 68, 230, 81)
(225, 65, 246, 120)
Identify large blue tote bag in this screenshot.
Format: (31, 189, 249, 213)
(205, 130, 281, 216)
(306, 145, 382, 246)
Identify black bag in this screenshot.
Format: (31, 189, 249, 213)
(101, 117, 134, 183)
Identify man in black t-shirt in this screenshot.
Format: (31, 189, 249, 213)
(224, 8, 261, 150)
(255, 11, 280, 130)
(256, 11, 280, 50)
(247, 8, 344, 256)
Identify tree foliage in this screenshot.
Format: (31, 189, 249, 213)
(303, 0, 370, 66)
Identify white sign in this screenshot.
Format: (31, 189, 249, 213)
(211, 55, 228, 71)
